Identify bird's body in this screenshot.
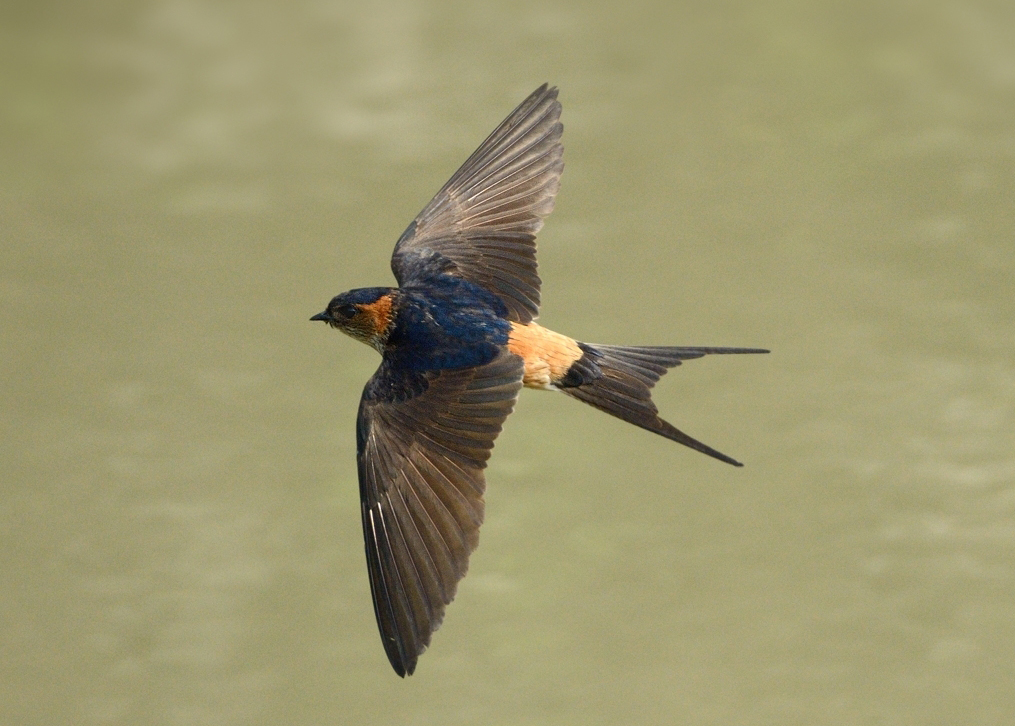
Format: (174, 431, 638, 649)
(312, 84, 767, 677)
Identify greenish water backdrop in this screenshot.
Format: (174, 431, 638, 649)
(3, 2, 1014, 724)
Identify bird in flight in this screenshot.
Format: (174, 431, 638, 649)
(311, 84, 767, 677)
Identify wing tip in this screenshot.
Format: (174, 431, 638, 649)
(531, 82, 558, 99)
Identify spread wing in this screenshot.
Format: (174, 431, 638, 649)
(391, 84, 564, 323)
(356, 350, 524, 676)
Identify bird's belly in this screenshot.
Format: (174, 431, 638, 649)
(507, 322, 583, 390)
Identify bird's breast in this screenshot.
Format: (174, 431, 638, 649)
(507, 322, 583, 390)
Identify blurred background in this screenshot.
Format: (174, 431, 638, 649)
(3, 1, 1014, 724)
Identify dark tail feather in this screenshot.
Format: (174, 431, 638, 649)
(559, 344, 768, 467)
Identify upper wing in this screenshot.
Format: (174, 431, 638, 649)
(391, 84, 564, 323)
(356, 350, 524, 676)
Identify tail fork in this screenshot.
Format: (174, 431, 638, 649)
(558, 344, 768, 466)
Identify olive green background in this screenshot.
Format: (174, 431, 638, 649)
(4, 1, 1013, 724)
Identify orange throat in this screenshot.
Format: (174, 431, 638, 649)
(358, 293, 395, 351)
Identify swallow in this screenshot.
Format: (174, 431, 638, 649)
(312, 84, 768, 677)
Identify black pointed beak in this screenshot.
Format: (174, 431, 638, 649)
(310, 311, 331, 322)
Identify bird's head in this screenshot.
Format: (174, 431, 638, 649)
(311, 287, 395, 353)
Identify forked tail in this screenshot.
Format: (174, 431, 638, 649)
(558, 343, 768, 466)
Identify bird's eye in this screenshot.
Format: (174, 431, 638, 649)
(336, 304, 358, 319)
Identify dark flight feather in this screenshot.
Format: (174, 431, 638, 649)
(357, 351, 524, 676)
(391, 84, 564, 323)
(560, 345, 769, 467)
